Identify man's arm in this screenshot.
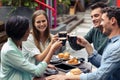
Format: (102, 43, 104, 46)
(88, 50, 101, 67)
(77, 32, 101, 67)
(80, 46, 120, 80)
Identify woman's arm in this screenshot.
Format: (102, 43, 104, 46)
(6, 49, 48, 77)
(34, 34, 58, 61)
(6, 41, 62, 77)
(43, 40, 62, 63)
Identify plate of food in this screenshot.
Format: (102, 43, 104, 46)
(66, 68, 83, 75)
(56, 52, 73, 61)
(65, 57, 81, 66)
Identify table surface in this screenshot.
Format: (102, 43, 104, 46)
(51, 54, 92, 74)
(33, 57, 92, 80)
(50, 55, 92, 73)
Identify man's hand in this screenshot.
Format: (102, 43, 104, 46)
(77, 36, 93, 56)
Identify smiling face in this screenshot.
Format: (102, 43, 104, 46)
(101, 13, 112, 36)
(34, 14, 48, 33)
(91, 8, 102, 27)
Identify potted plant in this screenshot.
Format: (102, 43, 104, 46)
(1, 0, 38, 8)
(0, 0, 38, 22)
(57, 0, 71, 15)
(0, 0, 2, 7)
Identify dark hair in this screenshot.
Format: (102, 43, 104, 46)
(5, 16, 29, 40)
(91, 2, 108, 10)
(32, 10, 51, 52)
(102, 6, 120, 27)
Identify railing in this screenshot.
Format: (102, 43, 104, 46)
(117, 0, 120, 7)
(34, 0, 57, 28)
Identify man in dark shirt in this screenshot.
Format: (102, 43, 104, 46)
(70, 2, 108, 57)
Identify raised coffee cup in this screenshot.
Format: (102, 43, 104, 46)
(59, 37, 67, 46)
(68, 35, 80, 49)
(58, 31, 67, 38)
(68, 35, 77, 43)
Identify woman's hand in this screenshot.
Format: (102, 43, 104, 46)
(50, 34, 59, 44)
(51, 40, 62, 52)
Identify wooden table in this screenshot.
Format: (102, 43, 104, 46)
(33, 61, 92, 80)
